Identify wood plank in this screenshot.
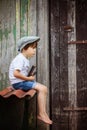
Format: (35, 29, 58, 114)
(0, 0, 16, 89)
(20, 0, 28, 37)
(37, 0, 49, 130)
(28, 0, 37, 65)
(16, 0, 20, 52)
(50, 0, 60, 129)
(50, 0, 69, 130)
(27, 0, 37, 129)
(67, 0, 77, 111)
(6, 0, 16, 87)
(76, 0, 87, 130)
(0, 0, 3, 89)
(67, 1, 77, 130)
(59, 0, 69, 130)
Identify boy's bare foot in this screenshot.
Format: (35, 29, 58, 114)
(37, 115, 53, 125)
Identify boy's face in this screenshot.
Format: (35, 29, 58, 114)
(24, 43, 37, 58)
(26, 46, 36, 57)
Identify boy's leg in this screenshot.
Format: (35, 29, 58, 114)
(34, 83, 52, 124)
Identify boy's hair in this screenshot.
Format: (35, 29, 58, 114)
(21, 42, 37, 51)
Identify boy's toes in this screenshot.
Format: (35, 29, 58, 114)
(37, 115, 53, 125)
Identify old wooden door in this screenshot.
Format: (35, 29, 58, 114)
(50, 0, 87, 130)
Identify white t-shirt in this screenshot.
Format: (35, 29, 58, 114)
(9, 53, 30, 85)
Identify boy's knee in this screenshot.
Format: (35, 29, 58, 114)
(39, 85, 47, 93)
(43, 85, 48, 93)
(35, 83, 48, 93)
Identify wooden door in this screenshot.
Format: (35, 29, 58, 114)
(50, 0, 87, 130)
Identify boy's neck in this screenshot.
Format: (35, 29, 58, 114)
(21, 52, 28, 59)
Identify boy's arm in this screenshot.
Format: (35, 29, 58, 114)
(13, 70, 35, 81)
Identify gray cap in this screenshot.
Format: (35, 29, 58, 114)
(17, 36, 40, 51)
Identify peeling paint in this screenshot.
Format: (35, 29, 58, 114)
(4, 28, 10, 39)
(0, 28, 10, 40)
(13, 24, 16, 41)
(20, 0, 28, 36)
(0, 29, 2, 41)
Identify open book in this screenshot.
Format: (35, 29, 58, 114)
(28, 65, 36, 76)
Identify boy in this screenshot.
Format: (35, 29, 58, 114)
(9, 36, 52, 125)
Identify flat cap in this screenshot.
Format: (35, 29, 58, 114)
(17, 36, 40, 51)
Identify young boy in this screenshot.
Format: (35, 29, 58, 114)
(9, 36, 52, 125)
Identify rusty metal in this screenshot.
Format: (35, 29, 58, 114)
(68, 40, 87, 44)
(64, 106, 87, 111)
(64, 25, 73, 32)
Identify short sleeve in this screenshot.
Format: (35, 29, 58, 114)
(13, 57, 24, 71)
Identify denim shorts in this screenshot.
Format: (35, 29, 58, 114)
(12, 81, 37, 91)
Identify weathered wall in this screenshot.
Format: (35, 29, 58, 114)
(0, 0, 16, 89)
(0, 0, 49, 130)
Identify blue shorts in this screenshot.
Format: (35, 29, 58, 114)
(12, 81, 37, 91)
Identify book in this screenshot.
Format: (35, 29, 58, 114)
(28, 65, 36, 76)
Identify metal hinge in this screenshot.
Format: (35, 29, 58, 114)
(63, 107, 87, 111)
(68, 40, 87, 44)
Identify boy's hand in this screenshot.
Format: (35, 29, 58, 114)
(28, 75, 35, 81)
